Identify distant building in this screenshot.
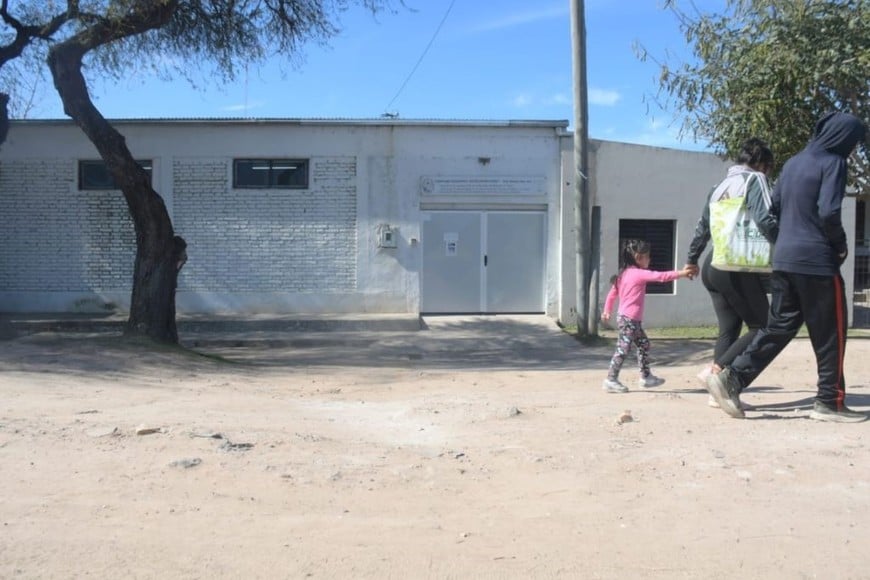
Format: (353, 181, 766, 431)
(0, 118, 858, 327)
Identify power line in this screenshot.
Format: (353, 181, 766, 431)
(383, 0, 457, 115)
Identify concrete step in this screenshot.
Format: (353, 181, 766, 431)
(0, 313, 423, 335)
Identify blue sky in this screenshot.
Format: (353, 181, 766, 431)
(31, 0, 727, 151)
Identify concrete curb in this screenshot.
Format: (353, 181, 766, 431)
(0, 313, 424, 335)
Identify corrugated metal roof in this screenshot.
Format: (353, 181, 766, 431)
(11, 117, 570, 129)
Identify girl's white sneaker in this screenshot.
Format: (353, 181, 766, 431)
(638, 374, 665, 388)
(602, 378, 629, 393)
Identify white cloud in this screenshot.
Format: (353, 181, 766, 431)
(471, 5, 568, 33)
(510, 92, 577, 113)
(221, 101, 265, 113)
(614, 119, 707, 151)
(588, 88, 621, 107)
(511, 89, 619, 110)
(543, 93, 572, 106)
(511, 93, 534, 107)
(646, 117, 666, 131)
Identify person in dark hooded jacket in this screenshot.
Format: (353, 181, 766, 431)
(707, 111, 868, 422)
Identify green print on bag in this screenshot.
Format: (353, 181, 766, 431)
(709, 172, 774, 273)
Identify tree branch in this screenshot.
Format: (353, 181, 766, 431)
(47, 0, 181, 239)
(0, 2, 73, 65)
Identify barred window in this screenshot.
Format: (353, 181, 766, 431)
(618, 219, 676, 294)
(79, 160, 152, 190)
(233, 159, 309, 189)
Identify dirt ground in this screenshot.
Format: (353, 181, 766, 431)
(0, 316, 868, 579)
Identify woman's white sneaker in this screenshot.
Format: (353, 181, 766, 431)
(696, 365, 712, 386)
(707, 394, 753, 410)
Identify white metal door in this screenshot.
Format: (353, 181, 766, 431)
(421, 211, 545, 313)
(421, 211, 483, 313)
(486, 211, 546, 312)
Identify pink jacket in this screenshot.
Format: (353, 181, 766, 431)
(604, 266, 683, 321)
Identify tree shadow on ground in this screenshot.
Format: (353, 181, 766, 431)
(0, 316, 717, 376)
(184, 323, 716, 372)
(0, 334, 234, 380)
(751, 392, 870, 411)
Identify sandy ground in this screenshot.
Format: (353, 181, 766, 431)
(0, 316, 869, 580)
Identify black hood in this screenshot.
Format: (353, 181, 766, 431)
(810, 111, 867, 158)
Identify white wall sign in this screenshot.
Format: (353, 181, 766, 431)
(420, 175, 546, 197)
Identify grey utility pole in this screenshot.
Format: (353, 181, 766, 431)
(570, 0, 591, 336)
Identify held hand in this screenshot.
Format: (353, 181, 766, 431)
(682, 264, 699, 280)
(601, 311, 611, 322)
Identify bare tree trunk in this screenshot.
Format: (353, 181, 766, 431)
(47, 43, 185, 344)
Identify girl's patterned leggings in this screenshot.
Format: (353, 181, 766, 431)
(607, 314, 651, 380)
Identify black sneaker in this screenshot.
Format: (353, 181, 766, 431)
(809, 401, 868, 423)
(705, 368, 745, 419)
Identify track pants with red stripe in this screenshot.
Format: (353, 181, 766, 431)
(728, 270, 848, 408)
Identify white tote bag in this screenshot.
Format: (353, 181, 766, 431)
(709, 171, 774, 273)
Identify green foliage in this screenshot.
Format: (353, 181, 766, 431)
(0, 1, 402, 342)
(641, 0, 869, 192)
(103, 0, 401, 85)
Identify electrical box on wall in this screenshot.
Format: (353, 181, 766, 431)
(377, 224, 398, 248)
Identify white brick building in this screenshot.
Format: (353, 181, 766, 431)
(0, 118, 857, 328)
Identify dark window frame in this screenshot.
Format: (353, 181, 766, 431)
(233, 158, 309, 189)
(618, 218, 677, 295)
(78, 159, 153, 190)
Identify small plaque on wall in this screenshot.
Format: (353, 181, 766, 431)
(419, 175, 546, 197)
(444, 232, 459, 256)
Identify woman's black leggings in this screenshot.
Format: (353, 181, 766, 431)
(700, 254, 769, 368)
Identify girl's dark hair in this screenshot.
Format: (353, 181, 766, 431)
(736, 137, 774, 171)
(611, 238, 651, 288)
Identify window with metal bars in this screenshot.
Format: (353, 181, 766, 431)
(618, 219, 677, 294)
(233, 159, 309, 189)
(78, 160, 152, 190)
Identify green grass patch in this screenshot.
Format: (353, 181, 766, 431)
(640, 326, 719, 339)
(562, 324, 870, 340)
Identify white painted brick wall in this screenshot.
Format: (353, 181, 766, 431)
(174, 156, 357, 293)
(0, 159, 134, 293)
(0, 154, 359, 301)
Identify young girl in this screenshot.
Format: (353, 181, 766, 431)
(601, 239, 695, 393)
